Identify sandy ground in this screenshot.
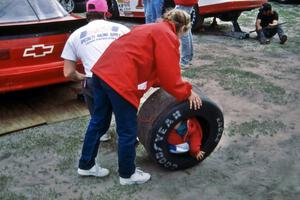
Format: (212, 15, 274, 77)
(1, 2, 299, 200)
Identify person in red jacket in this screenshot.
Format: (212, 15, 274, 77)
(174, 0, 197, 68)
(78, 9, 202, 185)
(167, 118, 205, 160)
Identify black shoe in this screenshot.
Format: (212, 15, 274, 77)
(280, 35, 287, 44)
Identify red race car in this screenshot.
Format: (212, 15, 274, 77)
(106, 0, 267, 31)
(0, 0, 86, 93)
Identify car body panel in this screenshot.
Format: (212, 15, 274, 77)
(0, 21, 85, 93)
(113, 0, 267, 17)
(197, 0, 268, 15)
(0, 0, 85, 93)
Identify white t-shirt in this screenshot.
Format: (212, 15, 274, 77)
(61, 20, 130, 77)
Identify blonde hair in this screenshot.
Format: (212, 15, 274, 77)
(162, 9, 191, 34)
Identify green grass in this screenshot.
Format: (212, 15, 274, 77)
(227, 119, 287, 137)
(83, 184, 143, 200)
(0, 175, 12, 191)
(216, 68, 287, 104)
(214, 56, 241, 68)
(0, 176, 26, 199)
(0, 176, 65, 200)
(197, 53, 216, 60)
(0, 118, 89, 175)
(0, 118, 87, 155)
(55, 134, 83, 173)
(183, 60, 289, 105)
(29, 186, 61, 200)
(0, 132, 61, 155)
(0, 191, 27, 200)
(182, 68, 199, 78)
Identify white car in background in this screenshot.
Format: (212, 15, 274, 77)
(108, 0, 267, 31)
(58, 0, 267, 32)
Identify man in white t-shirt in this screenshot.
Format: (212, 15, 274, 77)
(61, 0, 130, 142)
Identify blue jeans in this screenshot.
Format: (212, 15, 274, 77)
(79, 75, 137, 178)
(175, 5, 193, 65)
(82, 78, 94, 115)
(258, 25, 285, 40)
(144, 0, 164, 23)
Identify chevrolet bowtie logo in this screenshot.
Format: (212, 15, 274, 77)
(23, 44, 54, 58)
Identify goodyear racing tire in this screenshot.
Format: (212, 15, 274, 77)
(59, 0, 75, 13)
(137, 86, 224, 170)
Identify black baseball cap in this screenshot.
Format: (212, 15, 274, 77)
(261, 3, 272, 12)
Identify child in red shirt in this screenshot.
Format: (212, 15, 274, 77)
(167, 118, 205, 160)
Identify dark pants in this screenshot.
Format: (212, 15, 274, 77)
(82, 78, 94, 115)
(79, 75, 137, 178)
(257, 25, 285, 40)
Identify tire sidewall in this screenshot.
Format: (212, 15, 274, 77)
(149, 100, 224, 170)
(60, 0, 75, 13)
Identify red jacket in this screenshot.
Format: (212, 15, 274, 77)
(174, 0, 198, 6)
(167, 118, 203, 157)
(92, 21, 192, 108)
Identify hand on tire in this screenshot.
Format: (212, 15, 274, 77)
(196, 151, 205, 160)
(188, 90, 202, 110)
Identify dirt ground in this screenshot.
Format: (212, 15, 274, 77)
(0, 2, 299, 200)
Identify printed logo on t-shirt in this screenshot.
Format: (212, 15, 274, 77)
(80, 31, 122, 45)
(80, 31, 87, 39)
(112, 26, 119, 32)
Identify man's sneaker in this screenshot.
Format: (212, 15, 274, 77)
(100, 133, 111, 142)
(119, 168, 151, 185)
(78, 164, 109, 177)
(280, 35, 287, 44)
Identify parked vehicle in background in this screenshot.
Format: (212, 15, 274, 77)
(0, 0, 86, 93)
(106, 0, 267, 31)
(190, 0, 268, 31)
(58, 0, 267, 32)
(58, 0, 87, 13)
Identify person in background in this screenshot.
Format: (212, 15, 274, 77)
(143, 0, 164, 23)
(78, 9, 202, 185)
(174, 0, 197, 68)
(61, 0, 130, 142)
(255, 3, 287, 45)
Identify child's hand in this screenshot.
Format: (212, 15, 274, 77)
(188, 90, 202, 110)
(196, 151, 205, 160)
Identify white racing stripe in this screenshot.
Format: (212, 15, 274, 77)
(199, 0, 254, 7)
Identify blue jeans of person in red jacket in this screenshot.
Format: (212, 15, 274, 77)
(78, 75, 137, 178)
